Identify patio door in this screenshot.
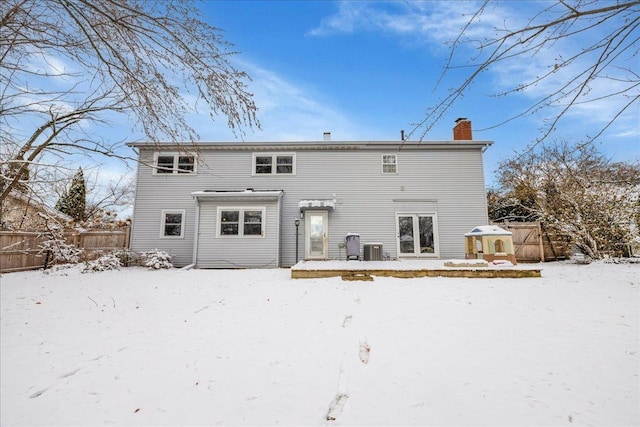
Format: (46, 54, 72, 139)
(396, 213, 439, 257)
(305, 210, 328, 259)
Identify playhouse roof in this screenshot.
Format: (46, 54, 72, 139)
(465, 225, 512, 237)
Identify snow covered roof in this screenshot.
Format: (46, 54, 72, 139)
(191, 190, 283, 202)
(298, 199, 335, 209)
(464, 225, 512, 236)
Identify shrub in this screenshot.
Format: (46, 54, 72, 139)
(113, 249, 137, 267)
(140, 249, 173, 270)
(82, 252, 121, 273)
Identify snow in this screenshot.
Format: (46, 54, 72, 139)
(292, 259, 530, 271)
(465, 225, 512, 236)
(298, 199, 336, 209)
(1, 261, 638, 426)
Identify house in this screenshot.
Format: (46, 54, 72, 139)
(127, 118, 493, 268)
(0, 190, 72, 231)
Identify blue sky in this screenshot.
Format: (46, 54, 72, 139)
(180, 0, 638, 184)
(26, 0, 637, 212)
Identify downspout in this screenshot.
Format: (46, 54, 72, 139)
(276, 191, 283, 267)
(480, 143, 491, 224)
(192, 196, 201, 267)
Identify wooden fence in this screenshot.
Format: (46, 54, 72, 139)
(0, 228, 130, 273)
(491, 221, 571, 263)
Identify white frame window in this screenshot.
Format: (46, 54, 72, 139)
(217, 207, 266, 238)
(395, 212, 439, 257)
(382, 154, 398, 174)
(252, 153, 296, 175)
(160, 209, 186, 238)
(153, 152, 196, 175)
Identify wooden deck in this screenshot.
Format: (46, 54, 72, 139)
(290, 260, 542, 279)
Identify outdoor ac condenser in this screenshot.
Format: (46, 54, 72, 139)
(363, 243, 383, 261)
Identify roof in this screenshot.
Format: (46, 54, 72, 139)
(191, 189, 283, 202)
(5, 190, 73, 222)
(464, 225, 512, 236)
(127, 140, 493, 151)
(298, 199, 336, 210)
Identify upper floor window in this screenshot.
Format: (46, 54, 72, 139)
(382, 154, 397, 174)
(252, 153, 295, 175)
(160, 209, 185, 238)
(154, 153, 196, 174)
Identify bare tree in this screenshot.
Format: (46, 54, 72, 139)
(1, 0, 259, 203)
(490, 140, 640, 259)
(408, 0, 639, 144)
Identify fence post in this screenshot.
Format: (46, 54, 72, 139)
(43, 249, 51, 270)
(537, 221, 545, 262)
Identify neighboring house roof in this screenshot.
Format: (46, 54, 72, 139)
(1, 191, 72, 230)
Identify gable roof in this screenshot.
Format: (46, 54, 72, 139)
(127, 139, 493, 151)
(465, 225, 512, 236)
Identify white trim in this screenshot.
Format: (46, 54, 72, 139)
(251, 152, 296, 176)
(216, 207, 267, 238)
(191, 190, 283, 201)
(298, 199, 336, 209)
(382, 153, 398, 174)
(192, 200, 201, 265)
(152, 152, 197, 175)
(395, 212, 439, 258)
(305, 210, 329, 260)
(159, 209, 186, 239)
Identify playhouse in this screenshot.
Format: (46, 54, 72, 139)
(465, 225, 517, 264)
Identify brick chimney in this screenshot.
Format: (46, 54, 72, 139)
(453, 118, 472, 140)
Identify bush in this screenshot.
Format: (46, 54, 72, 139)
(39, 238, 83, 264)
(82, 252, 121, 273)
(140, 249, 173, 270)
(113, 249, 137, 267)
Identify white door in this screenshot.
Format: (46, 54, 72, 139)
(305, 210, 328, 259)
(396, 213, 439, 257)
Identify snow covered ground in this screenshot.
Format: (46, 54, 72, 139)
(1, 261, 638, 426)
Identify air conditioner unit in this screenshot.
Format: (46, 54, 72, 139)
(363, 243, 383, 261)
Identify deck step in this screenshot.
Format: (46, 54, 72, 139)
(341, 273, 374, 281)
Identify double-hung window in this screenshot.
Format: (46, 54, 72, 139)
(253, 153, 295, 175)
(160, 209, 185, 238)
(154, 153, 196, 174)
(382, 154, 398, 174)
(219, 208, 265, 237)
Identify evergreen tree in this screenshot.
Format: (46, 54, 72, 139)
(56, 168, 87, 222)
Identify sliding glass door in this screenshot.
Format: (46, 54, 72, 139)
(396, 213, 439, 257)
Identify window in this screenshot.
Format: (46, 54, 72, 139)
(396, 213, 438, 257)
(219, 208, 265, 237)
(382, 154, 397, 174)
(253, 153, 295, 175)
(154, 153, 196, 174)
(160, 210, 185, 238)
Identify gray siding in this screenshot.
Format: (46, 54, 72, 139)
(129, 142, 490, 267)
(195, 199, 280, 269)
